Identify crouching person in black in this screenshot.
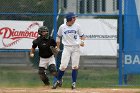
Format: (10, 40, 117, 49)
(30, 26, 57, 86)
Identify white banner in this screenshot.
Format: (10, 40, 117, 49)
(76, 19, 117, 56)
(0, 20, 43, 49)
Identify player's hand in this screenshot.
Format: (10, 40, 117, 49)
(80, 40, 85, 47)
(30, 53, 34, 57)
(55, 47, 60, 52)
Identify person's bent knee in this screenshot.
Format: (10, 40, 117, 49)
(48, 64, 57, 76)
(38, 67, 47, 80)
(72, 66, 79, 70)
(59, 66, 67, 71)
(38, 67, 45, 75)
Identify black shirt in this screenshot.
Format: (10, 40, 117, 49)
(32, 36, 56, 58)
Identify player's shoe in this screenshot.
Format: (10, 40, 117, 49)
(52, 81, 60, 89)
(58, 79, 63, 87)
(71, 82, 76, 90)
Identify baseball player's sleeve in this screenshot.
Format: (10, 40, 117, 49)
(57, 25, 63, 37)
(77, 24, 84, 37)
(77, 24, 85, 47)
(50, 37, 57, 47)
(32, 39, 38, 49)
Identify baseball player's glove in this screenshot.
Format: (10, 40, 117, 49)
(50, 46, 59, 57)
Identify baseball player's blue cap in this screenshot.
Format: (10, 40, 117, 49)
(65, 12, 77, 21)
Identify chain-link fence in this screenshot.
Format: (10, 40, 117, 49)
(0, 0, 140, 88)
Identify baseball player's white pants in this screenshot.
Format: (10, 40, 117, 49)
(59, 45, 80, 70)
(39, 55, 56, 69)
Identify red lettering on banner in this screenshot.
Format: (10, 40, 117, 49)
(0, 27, 38, 39)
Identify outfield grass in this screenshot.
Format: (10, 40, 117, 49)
(77, 68, 118, 88)
(0, 66, 140, 88)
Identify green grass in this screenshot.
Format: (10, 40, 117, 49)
(0, 66, 140, 88)
(63, 68, 118, 88)
(0, 68, 42, 87)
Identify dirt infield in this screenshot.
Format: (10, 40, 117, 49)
(0, 87, 140, 93)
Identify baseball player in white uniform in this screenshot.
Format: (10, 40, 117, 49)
(52, 12, 85, 89)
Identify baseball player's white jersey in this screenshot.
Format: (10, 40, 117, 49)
(57, 23, 84, 46)
(57, 23, 84, 69)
